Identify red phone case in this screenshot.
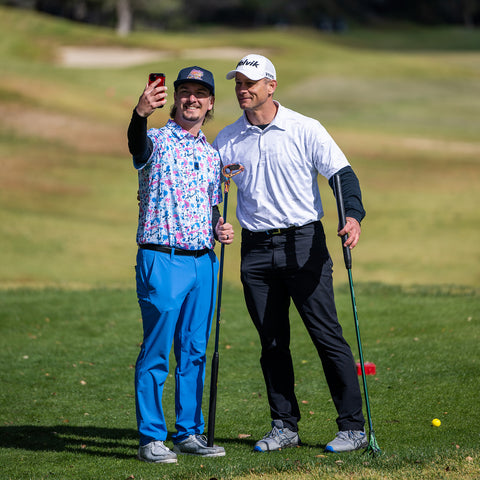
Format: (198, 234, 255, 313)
(148, 73, 165, 86)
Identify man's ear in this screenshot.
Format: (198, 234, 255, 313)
(267, 80, 277, 95)
(208, 96, 215, 111)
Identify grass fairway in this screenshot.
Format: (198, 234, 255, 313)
(1, 6, 479, 289)
(0, 285, 479, 479)
(0, 5, 479, 479)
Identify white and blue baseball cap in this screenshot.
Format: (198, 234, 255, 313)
(226, 54, 276, 81)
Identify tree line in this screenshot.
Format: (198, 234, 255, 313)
(3, 0, 479, 35)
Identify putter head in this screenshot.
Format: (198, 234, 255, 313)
(222, 163, 244, 178)
(363, 431, 381, 457)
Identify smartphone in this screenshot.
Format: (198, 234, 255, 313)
(148, 73, 165, 86)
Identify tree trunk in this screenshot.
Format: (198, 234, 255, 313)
(461, 0, 477, 28)
(116, 0, 132, 36)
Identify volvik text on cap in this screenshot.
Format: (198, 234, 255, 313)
(226, 54, 276, 81)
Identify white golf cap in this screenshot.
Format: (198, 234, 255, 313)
(226, 54, 276, 81)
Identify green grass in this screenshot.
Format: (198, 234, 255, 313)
(1, 6, 479, 289)
(0, 285, 479, 479)
(1, 5, 480, 478)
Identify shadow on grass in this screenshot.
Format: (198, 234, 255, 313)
(0, 425, 271, 459)
(0, 425, 138, 459)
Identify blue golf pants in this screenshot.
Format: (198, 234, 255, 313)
(134, 247, 218, 446)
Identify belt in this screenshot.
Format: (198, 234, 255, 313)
(264, 225, 299, 235)
(245, 221, 319, 236)
(139, 244, 210, 257)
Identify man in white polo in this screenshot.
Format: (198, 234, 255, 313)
(214, 54, 367, 453)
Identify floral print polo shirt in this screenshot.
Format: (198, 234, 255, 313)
(136, 119, 221, 250)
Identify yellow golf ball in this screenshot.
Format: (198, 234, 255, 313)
(431, 418, 441, 427)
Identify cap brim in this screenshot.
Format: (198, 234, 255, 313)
(226, 70, 237, 80)
(173, 79, 214, 94)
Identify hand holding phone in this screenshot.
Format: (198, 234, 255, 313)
(136, 73, 166, 117)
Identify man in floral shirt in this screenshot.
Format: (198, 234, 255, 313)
(127, 66, 234, 463)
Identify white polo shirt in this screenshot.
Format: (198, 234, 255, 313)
(213, 102, 349, 232)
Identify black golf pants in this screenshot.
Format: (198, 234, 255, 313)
(240, 221, 365, 432)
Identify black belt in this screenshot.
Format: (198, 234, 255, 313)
(245, 221, 319, 237)
(139, 244, 210, 257)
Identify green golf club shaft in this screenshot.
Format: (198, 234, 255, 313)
(333, 174, 377, 439)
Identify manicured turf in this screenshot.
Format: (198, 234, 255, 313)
(0, 284, 479, 479)
(1, 6, 479, 290)
(0, 6, 479, 479)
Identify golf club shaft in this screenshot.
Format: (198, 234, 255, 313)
(347, 269, 374, 433)
(207, 180, 229, 447)
(333, 174, 374, 427)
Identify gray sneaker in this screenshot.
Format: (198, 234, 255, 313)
(137, 440, 177, 463)
(325, 430, 368, 453)
(173, 434, 225, 457)
(254, 420, 300, 452)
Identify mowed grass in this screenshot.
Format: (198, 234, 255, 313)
(0, 285, 479, 480)
(0, 6, 479, 479)
(0, 6, 479, 288)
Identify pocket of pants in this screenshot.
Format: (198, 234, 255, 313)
(136, 249, 157, 300)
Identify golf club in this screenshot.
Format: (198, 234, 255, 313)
(207, 163, 244, 447)
(333, 173, 381, 456)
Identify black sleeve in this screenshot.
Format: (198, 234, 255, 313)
(212, 205, 221, 240)
(328, 166, 366, 223)
(127, 109, 153, 166)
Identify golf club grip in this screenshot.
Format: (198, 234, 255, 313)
(207, 351, 219, 447)
(333, 174, 352, 270)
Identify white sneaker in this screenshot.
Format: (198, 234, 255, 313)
(173, 434, 225, 457)
(325, 430, 368, 453)
(137, 440, 177, 463)
(254, 420, 300, 452)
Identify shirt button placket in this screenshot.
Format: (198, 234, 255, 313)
(258, 133, 264, 164)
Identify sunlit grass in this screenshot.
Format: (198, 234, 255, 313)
(0, 7, 479, 479)
(0, 7, 479, 290)
(0, 285, 479, 479)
